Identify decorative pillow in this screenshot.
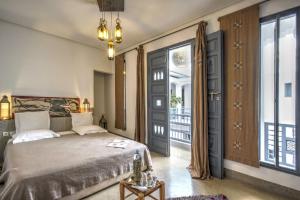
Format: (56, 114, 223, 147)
(73, 125, 107, 136)
(71, 112, 93, 128)
(57, 131, 76, 136)
(12, 129, 60, 144)
(15, 111, 50, 133)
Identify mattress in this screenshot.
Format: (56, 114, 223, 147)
(0, 132, 152, 200)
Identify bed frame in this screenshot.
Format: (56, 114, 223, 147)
(3, 96, 137, 199)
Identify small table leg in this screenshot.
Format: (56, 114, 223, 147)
(120, 181, 125, 200)
(138, 193, 145, 200)
(160, 181, 165, 200)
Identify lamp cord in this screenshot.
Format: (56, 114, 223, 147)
(110, 11, 113, 39)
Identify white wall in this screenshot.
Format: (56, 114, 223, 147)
(260, 0, 300, 17)
(114, 0, 300, 191)
(0, 20, 112, 108)
(94, 71, 107, 124)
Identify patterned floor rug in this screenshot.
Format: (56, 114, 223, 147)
(167, 194, 228, 200)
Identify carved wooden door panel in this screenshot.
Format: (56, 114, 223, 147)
(147, 48, 170, 156)
(207, 31, 224, 179)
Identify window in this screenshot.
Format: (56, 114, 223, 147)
(260, 8, 299, 174)
(284, 83, 292, 97)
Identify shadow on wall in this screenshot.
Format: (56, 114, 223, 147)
(93, 70, 111, 125)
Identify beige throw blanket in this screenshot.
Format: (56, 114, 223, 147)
(0, 132, 152, 200)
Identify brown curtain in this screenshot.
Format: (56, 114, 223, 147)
(134, 45, 146, 144)
(115, 53, 126, 130)
(189, 21, 210, 179)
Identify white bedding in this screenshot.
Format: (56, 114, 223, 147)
(70, 112, 93, 127)
(12, 129, 60, 144)
(73, 125, 107, 135)
(14, 111, 50, 133)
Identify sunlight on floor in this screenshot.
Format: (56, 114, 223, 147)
(170, 145, 191, 161)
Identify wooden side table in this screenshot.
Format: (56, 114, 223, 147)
(120, 179, 165, 200)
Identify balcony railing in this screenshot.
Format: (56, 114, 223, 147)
(170, 108, 191, 143)
(264, 122, 296, 169)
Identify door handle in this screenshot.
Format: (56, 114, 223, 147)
(208, 91, 221, 101)
(209, 92, 221, 95)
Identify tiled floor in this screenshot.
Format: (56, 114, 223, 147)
(85, 147, 291, 200)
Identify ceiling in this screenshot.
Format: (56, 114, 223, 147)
(0, 0, 243, 51)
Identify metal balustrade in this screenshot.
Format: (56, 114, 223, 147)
(170, 108, 191, 143)
(264, 122, 296, 169)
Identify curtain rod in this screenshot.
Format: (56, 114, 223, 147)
(120, 0, 270, 55)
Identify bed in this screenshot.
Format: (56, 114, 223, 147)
(0, 96, 152, 200)
(0, 132, 151, 200)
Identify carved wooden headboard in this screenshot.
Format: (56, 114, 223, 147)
(11, 96, 80, 117)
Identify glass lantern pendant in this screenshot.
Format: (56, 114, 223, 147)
(108, 39, 115, 60)
(97, 18, 104, 40)
(114, 18, 122, 43)
(97, 18, 109, 41)
(102, 20, 109, 41)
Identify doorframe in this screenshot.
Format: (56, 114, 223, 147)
(147, 39, 195, 156)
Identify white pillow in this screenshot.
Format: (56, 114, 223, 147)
(12, 129, 60, 144)
(57, 131, 76, 136)
(15, 111, 50, 133)
(73, 125, 107, 136)
(71, 112, 93, 128)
